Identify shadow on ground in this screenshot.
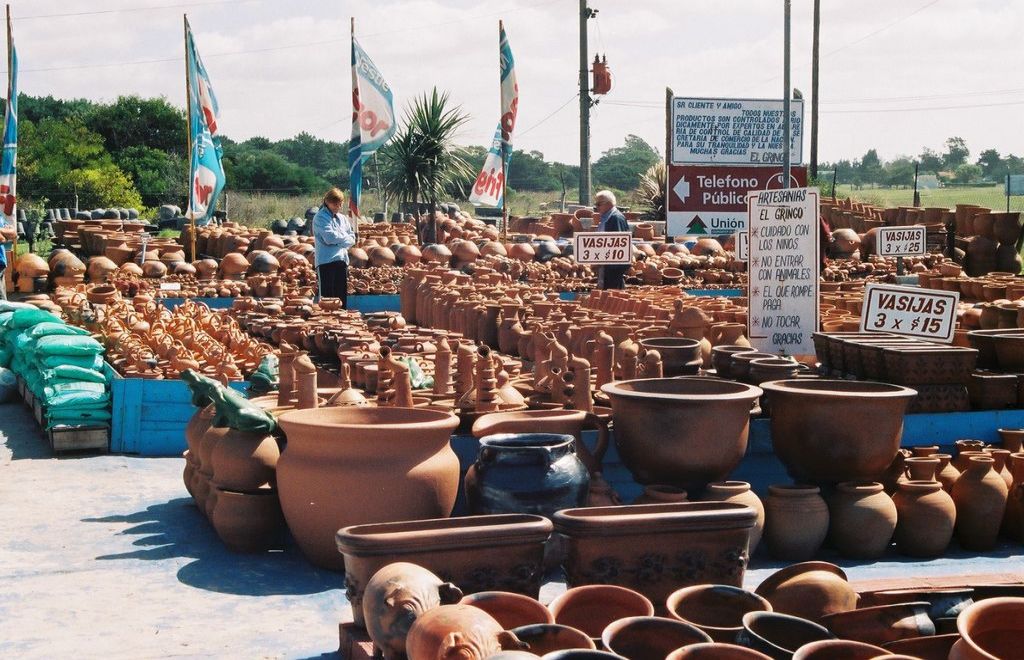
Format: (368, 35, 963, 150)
(84, 497, 341, 597)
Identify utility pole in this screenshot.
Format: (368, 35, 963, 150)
(810, 0, 820, 180)
(579, 0, 593, 205)
(782, 0, 792, 189)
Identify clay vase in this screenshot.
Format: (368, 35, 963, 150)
(465, 433, 590, 518)
(952, 597, 1024, 660)
(952, 455, 1008, 551)
(934, 454, 960, 492)
(548, 585, 654, 639)
(902, 457, 940, 482)
(1001, 452, 1024, 542)
(508, 624, 596, 655)
(737, 611, 836, 659)
(892, 480, 956, 558)
(363, 562, 464, 660)
(406, 604, 524, 660)
(666, 584, 773, 643)
(763, 485, 829, 561)
(209, 428, 280, 491)
(275, 407, 460, 570)
(997, 428, 1024, 453)
(460, 591, 554, 630)
(601, 616, 712, 660)
(754, 562, 857, 623)
(704, 481, 764, 555)
(633, 484, 688, 505)
(209, 486, 286, 553)
(827, 481, 897, 559)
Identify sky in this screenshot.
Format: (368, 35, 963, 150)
(6, 0, 1024, 168)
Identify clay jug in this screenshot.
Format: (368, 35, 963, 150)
(952, 455, 1009, 551)
(892, 480, 955, 557)
(705, 481, 765, 555)
(710, 323, 750, 348)
(210, 487, 286, 553)
(983, 448, 1014, 490)
(934, 453, 960, 492)
(764, 485, 829, 561)
(902, 456, 940, 482)
(1001, 452, 1024, 542)
(827, 481, 896, 559)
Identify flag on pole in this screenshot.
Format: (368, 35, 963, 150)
(470, 22, 518, 208)
(0, 11, 17, 231)
(348, 34, 396, 218)
(185, 18, 225, 225)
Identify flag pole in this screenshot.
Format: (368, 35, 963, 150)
(184, 14, 196, 262)
(499, 20, 508, 243)
(350, 16, 359, 242)
(7, 4, 15, 269)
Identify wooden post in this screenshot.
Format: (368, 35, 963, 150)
(184, 15, 196, 261)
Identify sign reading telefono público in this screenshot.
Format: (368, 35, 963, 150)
(671, 97, 804, 165)
(860, 283, 958, 343)
(877, 226, 926, 257)
(746, 187, 820, 356)
(573, 232, 632, 265)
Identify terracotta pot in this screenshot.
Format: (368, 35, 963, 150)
(633, 484, 688, 504)
(891, 480, 955, 557)
(763, 485, 829, 561)
(460, 591, 554, 629)
(703, 481, 764, 555)
(276, 407, 460, 570)
(553, 502, 756, 605)
(952, 455, 1009, 551)
(1002, 452, 1024, 542)
(711, 346, 756, 379)
(666, 643, 771, 660)
(997, 428, 1024, 453)
(540, 652, 623, 660)
(737, 611, 836, 659)
(666, 584, 772, 643)
(548, 585, 654, 639)
(337, 514, 552, 628)
(601, 616, 712, 660)
(791, 639, 888, 659)
(934, 454, 960, 492)
(760, 380, 917, 484)
(953, 597, 1024, 660)
(600, 377, 762, 493)
(209, 487, 286, 553)
(470, 409, 608, 476)
(509, 624, 596, 655)
(862, 588, 974, 624)
(363, 562, 463, 658)
(827, 481, 896, 559)
(754, 561, 857, 622)
(209, 428, 280, 492)
(637, 338, 702, 376)
(819, 601, 934, 646)
(406, 604, 524, 660)
(881, 633, 960, 660)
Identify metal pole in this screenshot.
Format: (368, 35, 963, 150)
(579, 0, 591, 206)
(782, 0, 791, 189)
(912, 162, 920, 208)
(500, 20, 508, 241)
(810, 0, 820, 180)
(665, 86, 673, 236)
(6, 4, 14, 268)
(831, 168, 837, 202)
(1008, 173, 1012, 213)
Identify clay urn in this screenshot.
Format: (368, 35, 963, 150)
(790, 639, 888, 659)
(220, 252, 249, 279)
(194, 258, 219, 279)
(397, 244, 423, 265)
(508, 624, 596, 655)
(172, 262, 197, 276)
(892, 480, 955, 557)
(601, 616, 712, 660)
(362, 562, 464, 660)
(348, 246, 369, 267)
(829, 229, 862, 257)
(666, 643, 771, 660)
(460, 591, 554, 630)
(209, 487, 286, 553)
(737, 611, 836, 659)
(247, 250, 281, 274)
(548, 585, 654, 639)
(369, 246, 397, 267)
(763, 485, 829, 561)
(818, 601, 934, 646)
(827, 481, 897, 559)
(952, 454, 1008, 551)
(405, 604, 525, 660)
(759, 380, 917, 484)
(951, 597, 1024, 660)
(142, 260, 168, 278)
(451, 240, 481, 264)
(704, 481, 764, 555)
(600, 377, 762, 493)
(422, 244, 453, 265)
(666, 584, 773, 643)
(754, 562, 857, 623)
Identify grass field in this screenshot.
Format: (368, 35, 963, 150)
(834, 183, 1024, 213)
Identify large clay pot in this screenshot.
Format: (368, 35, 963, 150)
(600, 377, 762, 493)
(209, 428, 280, 491)
(818, 601, 934, 646)
(465, 433, 590, 518)
(760, 380, 917, 484)
(952, 597, 1024, 660)
(601, 616, 712, 660)
(666, 584, 773, 643)
(737, 611, 836, 659)
(827, 481, 896, 559)
(754, 562, 857, 623)
(1002, 452, 1024, 542)
(892, 480, 955, 557)
(763, 485, 829, 561)
(276, 407, 460, 570)
(209, 486, 286, 553)
(460, 591, 554, 630)
(406, 604, 524, 660)
(791, 639, 887, 659)
(704, 481, 764, 555)
(471, 409, 608, 476)
(548, 585, 654, 639)
(952, 455, 1008, 551)
(666, 643, 771, 660)
(637, 338, 702, 376)
(509, 624, 596, 655)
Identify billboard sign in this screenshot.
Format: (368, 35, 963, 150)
(671, 97, 804, 165)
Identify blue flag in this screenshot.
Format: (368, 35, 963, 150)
(185, 18, 225, 225)
(348, 37, 396, 218)
(0, 18, 16, 271)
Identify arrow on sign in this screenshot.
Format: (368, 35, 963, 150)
(673, 175, 691, 203)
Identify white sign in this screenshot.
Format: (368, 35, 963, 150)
(747, 187, 820, 356)
(159, 282, 182, 291)
(860, 283, 958, 343)
(734, 231, 748, 261)
(671, 97, 804, 165)
(877, 226, 926, 257)
(573, 232, 632, 265)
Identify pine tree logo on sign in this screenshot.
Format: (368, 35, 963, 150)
(686, 216, 708, 235)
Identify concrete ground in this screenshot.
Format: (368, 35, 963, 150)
(2, 400, 1024, 659)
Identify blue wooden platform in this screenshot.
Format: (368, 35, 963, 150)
(159, 295, 403, 313)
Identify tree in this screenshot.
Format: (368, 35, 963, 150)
(943, 137, 969, 169)
(222, 149, 327, 194)
(857, 149, 884, 185)
(116, 145, 188, 207)
(19, 117, 117, 206)
(272, 131, 346, 182)
(16, 94, 90, 124)
(977, 148, 1003, 180)
(59, 164, 144, 209)
(882, 157, 915, 188)
(634, 162, 666, 220)
(953, 163, 982, 184)
(507, 150, 560, 191)
(592, 134, 659, 191)
(84, 95, 186, 157)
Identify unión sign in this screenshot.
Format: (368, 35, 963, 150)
(860, 283, 958, 343)
(573, 232, 632, 265)
(877, 226, 926, 257)
(746, 187, 820, 356)
(671, 97, 804, 165)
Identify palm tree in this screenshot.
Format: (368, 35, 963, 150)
(382, 88, 474, 243)
(635, 162, 667, 221)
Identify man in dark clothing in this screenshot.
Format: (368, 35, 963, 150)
(594, 189, 630, 289)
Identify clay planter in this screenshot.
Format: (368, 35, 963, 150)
(276, 407, 460, 570)
(952, 597, 1024, 660)
(406, 604, 524, 660)
(460, 591, 555, 629)
(881, 633, 960, 660)
(712, 346, 756, 379)
(666, 643, 771, 660)
(553, 502, 756, 605)
(633, 484, 688, 504)
(464, 433, 590, 518)
(601, 616, 712, 660)
(509, 624, 596, 655)
(737, 611, 836, 660)
(548, 585, 654, 639)
(790, 639, 888, 659)
(892, 480, 956, 557)
(819, 601, 934, 646)
(760, 380, 917, 484)
(336, 513, 552, 628)
(754, 562, 857, 623)
(666, 584, 773, 643)
(826, 481, 897, 559)
(637, 338, 702, 376)
(600, 377, 762, 493)
(763, 485, 829, 561)
(209, 486, 286, 553)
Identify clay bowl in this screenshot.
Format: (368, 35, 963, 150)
(818, 601, 934, 646)
(737, 611, 836, 659)
(601, 616, 712, 660)
(729, 352, 777, 383)
(637, 337, 702, 376)
(860, 588, 974, 622)
(990, 333, 1024, 371)
(548, 585, 654, 639)
(753, 562, 856, 623)
(460, 591, 555, 629)
(666, 643, 772, 660)
(510, 624, 596, 655)
(666, 584, 773, 643)
(541, 651, 625, 660)
(759, 380, 917, 484)
(712, 346, 756, 379)
(791, 638, 888, 660)
(953, 596, 1024, 660)
(600, 377, 762, 492)
(881, 633, 960, 660)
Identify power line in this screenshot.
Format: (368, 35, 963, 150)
(822, 87, 1024, 105)
(823, 0, 942, 58)
(15, 0, 263, 20)
(820, 99, 1024, 114)
(517, 93, 578, 137)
